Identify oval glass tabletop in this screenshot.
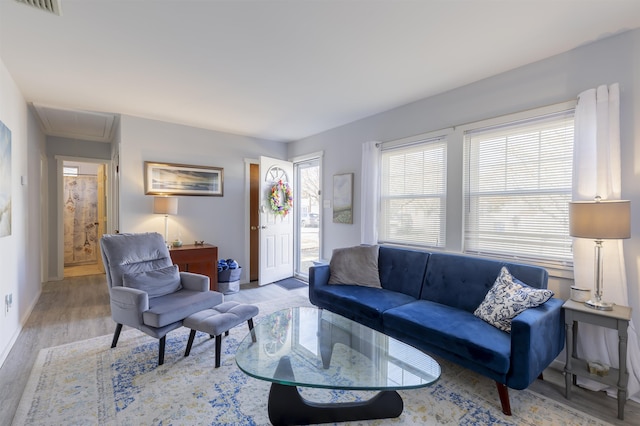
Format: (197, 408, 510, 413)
(235, 306, 440, 391)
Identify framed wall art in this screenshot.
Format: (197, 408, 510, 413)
(333, 172, 353, 224)
(144, 162, 224, 196)
(0, 120, 11, 237)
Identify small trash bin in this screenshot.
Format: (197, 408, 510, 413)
(218, 259, 242, 294)
(218, 280, 240, 295)
(218, 267, 242, 283)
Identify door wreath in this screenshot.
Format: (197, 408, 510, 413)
(269, 180, 293, 217)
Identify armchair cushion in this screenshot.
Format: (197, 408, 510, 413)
(123, 264, 182, 298)
(143, 289, 224, 328)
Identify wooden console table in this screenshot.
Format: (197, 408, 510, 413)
(169, 244, 218, 292)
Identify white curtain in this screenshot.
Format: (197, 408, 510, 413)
(572, 83, 640, 401)
(361, 141, 380, 245)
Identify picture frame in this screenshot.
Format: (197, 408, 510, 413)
(333, 173, 353, 224)
(0, 120, 11, 238)
(144, 161, 224, 196)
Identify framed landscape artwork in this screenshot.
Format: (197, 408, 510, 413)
(333, 173, 353, 224)
(0, 120, 11, 238)
(144, 162, 224, 196)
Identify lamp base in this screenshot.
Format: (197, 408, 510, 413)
(585, 299, 614, 311)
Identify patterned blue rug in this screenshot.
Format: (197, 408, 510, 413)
(14, 296, 612, 425)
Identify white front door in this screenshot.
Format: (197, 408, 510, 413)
(259, 156, 294, 286)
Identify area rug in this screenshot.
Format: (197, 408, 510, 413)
(274, 277, 308, 290)
(14, 295, 611, 426)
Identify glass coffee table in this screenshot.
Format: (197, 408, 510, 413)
(235, 306, 441, 425)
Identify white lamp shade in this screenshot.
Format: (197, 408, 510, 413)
(153, 196, 178, 215)
(569, 200, 630, 239)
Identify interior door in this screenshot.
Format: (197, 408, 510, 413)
(259, 156, 294, 286)
(249, 163, 259, 281)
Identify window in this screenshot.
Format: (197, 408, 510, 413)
(63, 166, 78, 176)
(379, 137, 447, 248)
(463, 110, 574, 267)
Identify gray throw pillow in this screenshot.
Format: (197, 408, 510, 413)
(122, 264, 182, 298)
(328, 245, 381, 288)
(474, 267, 553, 333)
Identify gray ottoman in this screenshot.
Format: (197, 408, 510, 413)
(184, 301, 259, 367)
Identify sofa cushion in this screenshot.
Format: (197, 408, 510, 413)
(421, 252, 549, 313)
(328, 245, 381, 288)
(383, 299, 512, 374)
(123, 264, 182, 298)
(474, 267, 554, 332)
(311, 284, 415, 330)
(378, 246, 430, 298)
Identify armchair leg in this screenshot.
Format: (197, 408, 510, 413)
(111, 324, 123, 348)
(495, 382, 512, 415)
(159, 336, 166, 366)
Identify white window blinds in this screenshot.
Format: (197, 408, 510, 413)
(463, 110, 574, 266)
(379, 138, 447, 248)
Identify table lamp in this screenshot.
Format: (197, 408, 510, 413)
(569, 197, 630, 310)
(153, 196, 178, 245)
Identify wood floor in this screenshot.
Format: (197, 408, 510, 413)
(63, 262, 103, 278)
(1, 274, 638, 425)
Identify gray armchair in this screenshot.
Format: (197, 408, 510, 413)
(100, 232, 223, 365)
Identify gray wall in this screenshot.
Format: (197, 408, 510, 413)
(0, 56, 45, 366)
(118, 115, 288, 281)
(288, 29, 640, 326)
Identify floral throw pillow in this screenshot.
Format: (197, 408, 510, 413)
(473, 267, 553, 333)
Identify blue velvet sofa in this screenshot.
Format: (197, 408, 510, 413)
(309, 245, 565, 415)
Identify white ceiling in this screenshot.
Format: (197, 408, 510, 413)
(1, 0, 640, 142)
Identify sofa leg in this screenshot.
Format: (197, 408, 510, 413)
(495, 382, 512, 416)
(111, 323, 123, 348)
(538, 373, 544, 380)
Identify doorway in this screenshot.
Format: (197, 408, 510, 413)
(62, 160, 107, 278)
(294, 158, 321, 279)
(247, 156, 321, 284)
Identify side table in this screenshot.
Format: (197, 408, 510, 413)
(563, 299, 632, 420)
(169, 244, 218, 291)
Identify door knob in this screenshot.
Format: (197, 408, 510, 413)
(251, 226, 257, 231)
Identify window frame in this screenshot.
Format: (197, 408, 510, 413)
(377, 129, 451, 249)
(460, 101, 577, 271)
(372, 102, 577, 279)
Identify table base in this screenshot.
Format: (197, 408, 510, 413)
(267, 356, 403, 426)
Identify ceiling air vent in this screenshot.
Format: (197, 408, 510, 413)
(15, 0, 62, 16)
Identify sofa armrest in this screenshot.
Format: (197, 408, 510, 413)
(309, 264, 331, 305)
(180, 271, 210, 292)
(508, 297, 565, 389)
(110, 286, 149, 327)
